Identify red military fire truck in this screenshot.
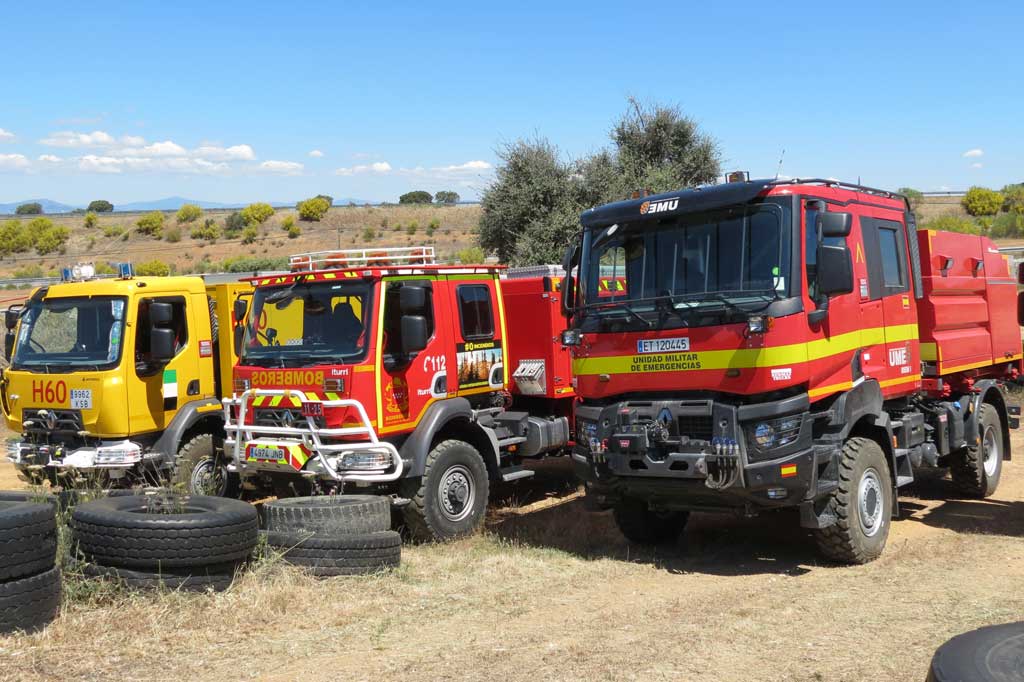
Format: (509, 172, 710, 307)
(560, 177, 1022, 563)
(222, 247, 575, 540)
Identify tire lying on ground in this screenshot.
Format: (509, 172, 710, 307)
(0, 497, 58, 582)
(71, 494, 258, 569)
(263, 529, 401, 577)
(81, 562, 240, 593)
(261, 495, 391, 535)
(927, 621, 1024, 681)
(0, 566, 62, 635)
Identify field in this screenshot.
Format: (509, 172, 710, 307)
(1, 422, 1023, 682)
(0, 204, 484, 279)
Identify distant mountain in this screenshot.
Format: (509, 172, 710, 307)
(115, 196, 240, 212)
(0, 198, 77, 215)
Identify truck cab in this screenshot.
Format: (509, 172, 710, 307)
(562, 178, 1021, 563)
(224, 247, 575, 540)
(2, 264, 251, 494)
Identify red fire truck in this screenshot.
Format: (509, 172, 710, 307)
(222, 247, 575, 541)
(560, 177, 1022, 563)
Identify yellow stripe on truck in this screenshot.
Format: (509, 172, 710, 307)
(573, 324, 919, 376)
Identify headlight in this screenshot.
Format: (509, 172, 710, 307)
(750, 416, 802, 452)
(338, 450, 392, 471)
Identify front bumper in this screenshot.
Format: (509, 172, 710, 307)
(572, 393, 818, 510)
(8, 439, 154, 475)
(223, 389, 404, 484)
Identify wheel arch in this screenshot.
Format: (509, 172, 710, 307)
(151, 399, 224, 462)
(400, 398, 499, 479)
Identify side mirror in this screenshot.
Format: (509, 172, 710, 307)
(233, 298, 248, 325)
(561, 275, 576, 314)
(150, 328, 176, 362)
(3, 332, 13, 361)
(400, 315, 429, 355)
(4, 307, 21, 331)
(399, 285, 427, 314)
(817, 244, 854, 296)
(818, 212, 853, 238)
(149, 302, 173, 327)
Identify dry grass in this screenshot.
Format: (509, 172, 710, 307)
(0, 204, 483, 278)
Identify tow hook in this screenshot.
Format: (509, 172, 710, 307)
(389, 495, 411, 508)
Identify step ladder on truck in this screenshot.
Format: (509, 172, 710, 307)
(222, 246, 577, 541)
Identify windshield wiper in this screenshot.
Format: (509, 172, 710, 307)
(588, 301, 653, 329)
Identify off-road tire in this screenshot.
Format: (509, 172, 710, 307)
(71, 494, 258, 569)
(399, 439, 489, 542)
(170, 433, 238, 498)
(0, 498, 57, 581)
(0, 566, 61, 635)
(612, 498, 689, 545)
(951, 403, 1003, 498)
(812, 436, 893, 565)
(263, 529, 401, 576)
(927, 621, 1024, 682)
(262, 495, 391, 535)
(81, 562, 240, 592)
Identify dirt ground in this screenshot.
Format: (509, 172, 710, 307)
(1, 432, 1024, 682)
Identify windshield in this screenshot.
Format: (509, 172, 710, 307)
(12, 296, 127, 371)
(241, 280, 371, 367)
(579, 201, 792, 328)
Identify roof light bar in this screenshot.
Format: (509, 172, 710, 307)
(288, 246, 436, 272)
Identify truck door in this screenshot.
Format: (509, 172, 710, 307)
(860, 216, 920, 393)
(447, 277, 506, 397)
(126, 294, 201, 435)
(376, 277, 454, 434)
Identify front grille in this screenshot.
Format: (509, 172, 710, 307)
(254, 408, 325, 430)
(677, 415, 713, 441)
(22, 409, 84, 439)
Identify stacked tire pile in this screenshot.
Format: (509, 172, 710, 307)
(71, 493, 258, 592)
(0, 492, 61, 634)
(261, 496, 401, 576)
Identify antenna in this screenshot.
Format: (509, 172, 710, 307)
(775, 149, 786, 179)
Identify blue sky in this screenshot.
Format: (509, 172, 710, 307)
(0, 0, 1020, 205)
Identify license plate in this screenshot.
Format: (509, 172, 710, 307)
(247, 445, 285, 461)
(301, 401, 324, 417)
(70, 389, 92, 409)
(636, 337, 690, 354)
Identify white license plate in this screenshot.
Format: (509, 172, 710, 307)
(70, 389, 92, 409)
(248, 446, 284, 461)
(636, 337, 690, 354)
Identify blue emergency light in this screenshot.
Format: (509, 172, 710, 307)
(117, 262, 134, 279)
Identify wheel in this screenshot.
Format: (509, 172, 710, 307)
(951, 403, 1003, 498)
(71, 493, 258, 569)
(171, 433, 238, 498)
(0, 497, 57, 581)
(262, 529, 401, 576)
(400, 439, 489, 542)
(927, 621, 1024, 682)
(0, 566, 61, 635)
(612, 497, 689, 545)
(812, 436, 893, 564)
(81, 562, 241, 592)
(262, 495, 391, 535)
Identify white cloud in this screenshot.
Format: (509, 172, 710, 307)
(391, 160, 495, 183)
(121, 135, 146, 146)
(308, 149, 324, 158)
(37, 154, 61, 163)
(194, 144, 256, 161)
(120, 140, 188, 157)
(970, 162, 983, 169)
(0, 128, 15, 142)
(40, 130, 116, 147)
(962, 148, 984, 158)
(0, 154, 30, 169)
(78, 155, 126, 173)
(259, 160, 304, 175)
(335, 161, 393, 176)
(435, 160, 491, 172)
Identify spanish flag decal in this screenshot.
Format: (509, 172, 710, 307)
(780, 464, 797, 478)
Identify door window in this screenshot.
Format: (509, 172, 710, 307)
(382, 281, 434, 357)
(135, 297, 187, 375)
(862, 218, 909, 299)
(879, 227, 904, 287)
(456, 285, 494, 340)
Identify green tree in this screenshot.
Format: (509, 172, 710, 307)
(435, 191, 460, 205)
(1001, 184, 1024, 215)
(0, 220, 30, 256)
(176, 203, 202, 223)
(224, 211, 246, 237)
(135, 260, 171, 276)
(34, 225, 70, 255)
(240, 202, 275, 225)
(15, 202, 42, 215)
(87, 200, 114, 213)
(136, 211, 165, 238)
(314, 194, 333, 207)
(241, 225, 259, 244)
(457, 246, 485, 264)
(962, 186, 1004, 217)
(898, 187, 924, 212)
(83, 211, 99, 229)
(191, 219, 222, 242)
(297, 197, 330, 221)
(399, 190, 433, 205)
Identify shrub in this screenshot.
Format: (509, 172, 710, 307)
(35, 226, 70, 255)
(286, 225, 301, 239)
(121, 232, 129, 241)
(361, 226, 377, 241)
(991, 212, 1024, 239)
(219, 256, 288, 273)
(135, 259, 171, 276)
(281, 215, 296, 231)
(176, 203, 202, 223)
(457, 246, 486, 264)
(898, 187, 924, 212)
(314, 194, 333, 207)
(136, 211, 165, 238)
(15, 202, 42, 215)
(224, 211, 246, 237)
(297, 197, 330, 221)
(1002, 184, 1024, 215)
(428, 218, 441, 230)
(241, 202, 275, 225)
(921, 214, 980, 235)
(102, 225, 124, 239)
(406, 221, 418, 235)
(164, 226, 182, 243)
(380, 217, 389, 229)
(87, 236, 96, 249)
(84, 211, 99, 229)
(0, 220, 31, 255)
(962, 186, 1004, 217)
(13, 264, 45, 279)
(191, 219, 222, 242)
(87, 200, 114, 213)
(241, 225, 259, 244)
(94, 262, 117, 275)
(399, 190, 433, 205)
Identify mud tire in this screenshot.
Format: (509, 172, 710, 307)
(171, 433, 238, 498)
(0, 498, 57, 581)
(399, 439, 489, 542)
(81, 562, 240, 592)
(0, 566, 61, 635)
(951, 403, 1003, 498)
(262, 495, 391, 535)
(263, 529, 401, 576)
